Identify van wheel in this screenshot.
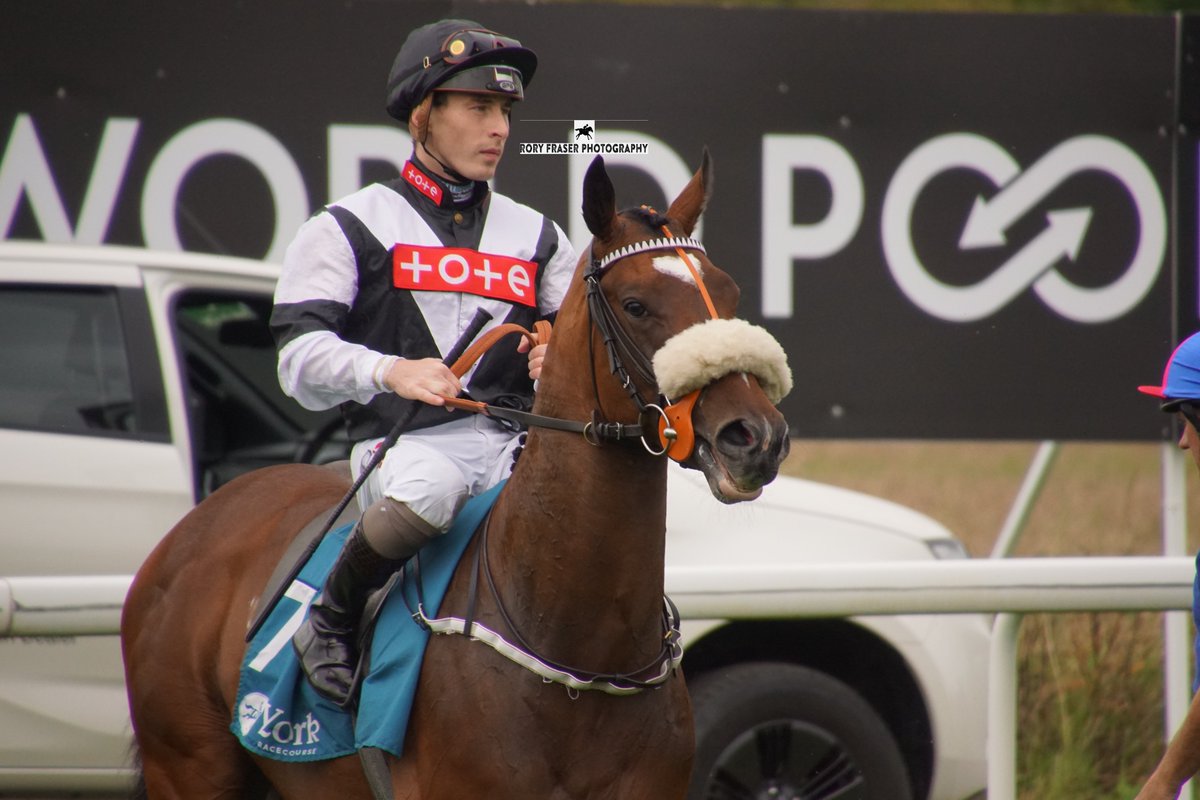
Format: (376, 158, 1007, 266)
(687, 662, 913, 800)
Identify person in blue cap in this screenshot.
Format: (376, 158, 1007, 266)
(1136, 331, 1200, 800)
(270, 19, 576, 705)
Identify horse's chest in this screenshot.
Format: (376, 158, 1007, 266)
(411, 661, 693, 798)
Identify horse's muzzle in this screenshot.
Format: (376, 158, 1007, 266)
(692, 410, 790, 504)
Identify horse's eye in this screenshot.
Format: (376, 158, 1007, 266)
(623, 299, 648, 318)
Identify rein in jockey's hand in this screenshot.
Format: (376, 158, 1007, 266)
(381, 323, 547, 408)
(517, 337, 547, 381)
(383, 357, 462, 407)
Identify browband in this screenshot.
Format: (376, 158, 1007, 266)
(591, 236, 706, 275)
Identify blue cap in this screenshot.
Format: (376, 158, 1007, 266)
(1139, 332, 1200, 410)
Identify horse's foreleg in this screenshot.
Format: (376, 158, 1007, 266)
(254, 754, 378, 800)
(138, 731, 267, 799)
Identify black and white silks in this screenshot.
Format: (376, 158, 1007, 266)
(271, 162, 576, 441)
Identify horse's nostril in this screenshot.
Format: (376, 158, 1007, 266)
(717, 419, 759, 453)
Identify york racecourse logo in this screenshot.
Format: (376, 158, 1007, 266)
(519, 120, 648, 156)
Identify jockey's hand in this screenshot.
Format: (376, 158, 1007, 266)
(517, 337, 547, 381)
(382, 358, 461, 406)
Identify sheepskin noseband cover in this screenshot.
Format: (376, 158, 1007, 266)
(652, 318, 793, 405)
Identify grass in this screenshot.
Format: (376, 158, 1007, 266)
(781, 439, 1200, 800)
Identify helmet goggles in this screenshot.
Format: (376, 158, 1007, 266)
(386, 19, 537, 122)
(434, 28, 523, 67)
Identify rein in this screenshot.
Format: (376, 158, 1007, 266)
(442, 222, 715, 459)
(406, 220, 720, 697)
(440, 320, 658, 448)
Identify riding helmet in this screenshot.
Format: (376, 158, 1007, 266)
(385, 19, 538, 122)
(1140, 331, 1200, 411)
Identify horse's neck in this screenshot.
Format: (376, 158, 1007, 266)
(487, 366, 671, 670)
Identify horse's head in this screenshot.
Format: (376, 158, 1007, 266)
(577, 152, 791, 503)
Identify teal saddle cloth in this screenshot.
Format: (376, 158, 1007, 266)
(230, 481, 503, 762)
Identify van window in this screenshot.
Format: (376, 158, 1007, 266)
(172, 290, 347, 495)
(0, 285, 140, 435)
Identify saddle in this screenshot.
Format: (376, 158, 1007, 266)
(231, 479, 505, 765)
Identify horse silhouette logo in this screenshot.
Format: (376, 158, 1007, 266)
(237, 692, 270, 736)
(573, 120, 595, 143)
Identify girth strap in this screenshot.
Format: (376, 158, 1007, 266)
(358, 747, 392, 800)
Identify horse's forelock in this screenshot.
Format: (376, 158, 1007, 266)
(622, 205, 671, 231)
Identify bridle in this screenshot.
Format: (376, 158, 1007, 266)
(583, 219, 713, 462)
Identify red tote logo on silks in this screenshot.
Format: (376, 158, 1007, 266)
(392, 244, 539, 307)
(402, 161, 442, 204)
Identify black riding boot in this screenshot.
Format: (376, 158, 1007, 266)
(292, 525, 402, 706)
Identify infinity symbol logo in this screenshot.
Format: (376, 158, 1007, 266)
(881, 134, 1166, 323)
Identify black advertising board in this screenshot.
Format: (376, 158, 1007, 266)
(0, 2, 1186, 440)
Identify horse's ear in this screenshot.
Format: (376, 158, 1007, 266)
(666, 147, 713, 236)
(582, 156, 618, 241)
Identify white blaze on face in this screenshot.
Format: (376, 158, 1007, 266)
(651, 253, 702, 285)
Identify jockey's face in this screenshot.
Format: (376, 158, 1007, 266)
(1179, 410, 1200, 470)
(423, 92, 513, 182)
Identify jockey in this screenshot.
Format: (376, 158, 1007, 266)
(1135, 331, 1200, 800)
(270, 18, 576, 705)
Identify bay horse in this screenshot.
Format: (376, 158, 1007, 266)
(121, 153, 791, 799)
